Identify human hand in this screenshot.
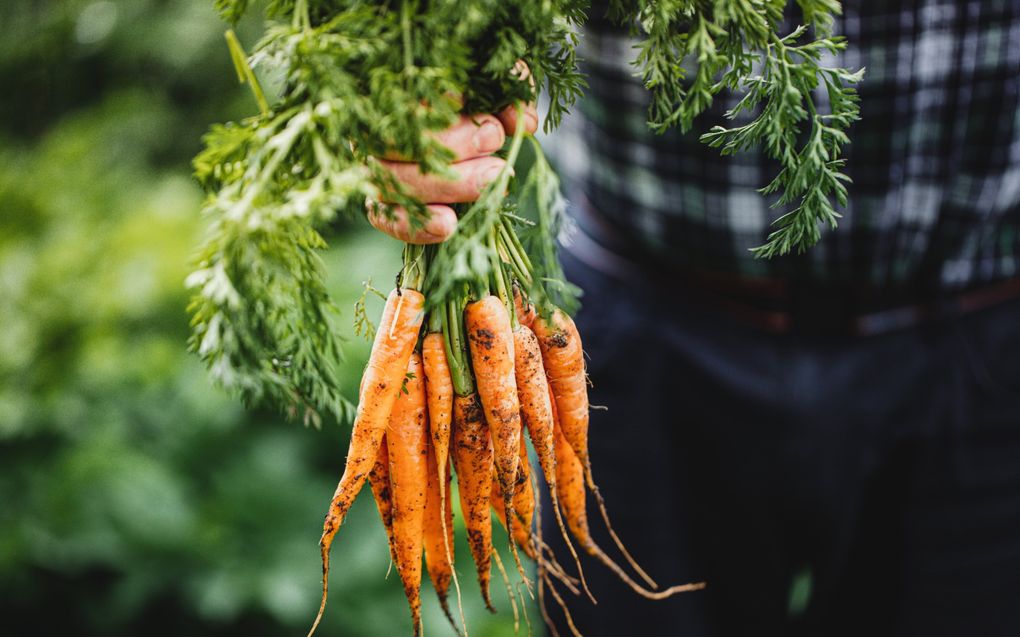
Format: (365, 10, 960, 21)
(367, 101, 540, 244)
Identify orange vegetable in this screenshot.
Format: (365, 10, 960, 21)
(491, 433, 535, 558)
(535, 309, 659, 589)
(311, 288, 424, 637)
(532, 309, 589, 486)
(422, 331, 454, 499)
(465, 295, 524, 573)
(424, 433, 456, 628)
(451, 392, 496, 611)
(514, 325, 592, 598)
(387, 352, 429, 636)
(513, 286, 537, 329)
(367, 437, 397, 566)
(422, 330, 455, 603)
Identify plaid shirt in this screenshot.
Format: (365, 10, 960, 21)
(551, 0, 1020, 291)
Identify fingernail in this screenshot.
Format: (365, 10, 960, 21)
(477, 163, 508, 190)
(473, 120, 504, 153)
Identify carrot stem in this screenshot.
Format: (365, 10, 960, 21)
(500, 217, 533, 279)
(428, 310, 443, 334)
(443, 297, 474, 396)
(401, 243, 426, 291)
(497, 226, 531, 286)
(488, 231, 515, 325)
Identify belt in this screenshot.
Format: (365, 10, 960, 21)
(565, 193, 1020, 337)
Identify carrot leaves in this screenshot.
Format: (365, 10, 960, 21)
(613, 0, 863, 257)
(189, 0, 860, 423)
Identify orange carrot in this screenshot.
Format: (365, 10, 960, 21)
(310, 288, 424, 637)
(422, 332, 454, 501)
(491, 454, 583, 602)
(423, 327, 467, 633)
(553, 411, 705, 600)
(388, 352, 429, 636)
(512, 437, 535, 547)
(465, 295, 524, 576)
(514, 324, 593, 600)
(367, 437, 397, 567)
(553, 418, 592, 558)
(424, 431, 456, 629)
(491, 434, 535, 558)
(534, 309, 659, 589)
(452, 392, 496, 612)
(532, 309, 589, 485)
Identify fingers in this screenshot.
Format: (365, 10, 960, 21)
(497, 101, 540, 136)
(379, 114, 506, 162)
(367, 59, 534, 244)
(377, 155, 509, 204)
(367, 202, 459, 244)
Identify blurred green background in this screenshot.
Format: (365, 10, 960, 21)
(0, 1, 525, 634)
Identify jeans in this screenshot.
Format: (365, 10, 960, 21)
(542, 251, 1020, 637)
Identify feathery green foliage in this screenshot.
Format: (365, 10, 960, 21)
(190, 0, 861, 423)
(613, 0, 863, 257)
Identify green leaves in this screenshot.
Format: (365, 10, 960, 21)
(189, 101, 368, 426)
(701, 28, 863, 258)
(214, 0, 252, 24)
(190, 0, 863, 423)
(796, 0, 843, 35)
(187, 213, 352, 428)
(618, 0, 863, 256)
(190, 1, 589, 423)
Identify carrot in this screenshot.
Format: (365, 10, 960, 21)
(442, 460, 459, 627)
(465, 295, 525, 579)
(533, 455, 584, 637)
(367, 437, 397, 568)
(553, 411, 706, 600)
(511, 437, 535, 548)
(534, 309, 659, 590)
(424, 430, 456, 630)
(310, 287, 424, 637)
(532, 309, 589, 485)
(552, 419, 592, 558)
(514, 324, 593, 601)
(388, 352, 429, 636)
(490, 429, 582, 600)
(422, 329, 463, 627)
(491, 434, 535, 558)
(422, 331, 454, 504)
(452, 392, 496, 612)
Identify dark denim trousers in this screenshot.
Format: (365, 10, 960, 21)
(542, 251, 1020, 637)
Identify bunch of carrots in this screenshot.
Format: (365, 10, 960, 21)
(188, 2, 860, 633)
(307, 224, 705, 637)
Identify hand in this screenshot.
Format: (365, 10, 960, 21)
(367, 101, 540, 244)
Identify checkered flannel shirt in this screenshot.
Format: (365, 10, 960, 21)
(551, 0, 1020, 290)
